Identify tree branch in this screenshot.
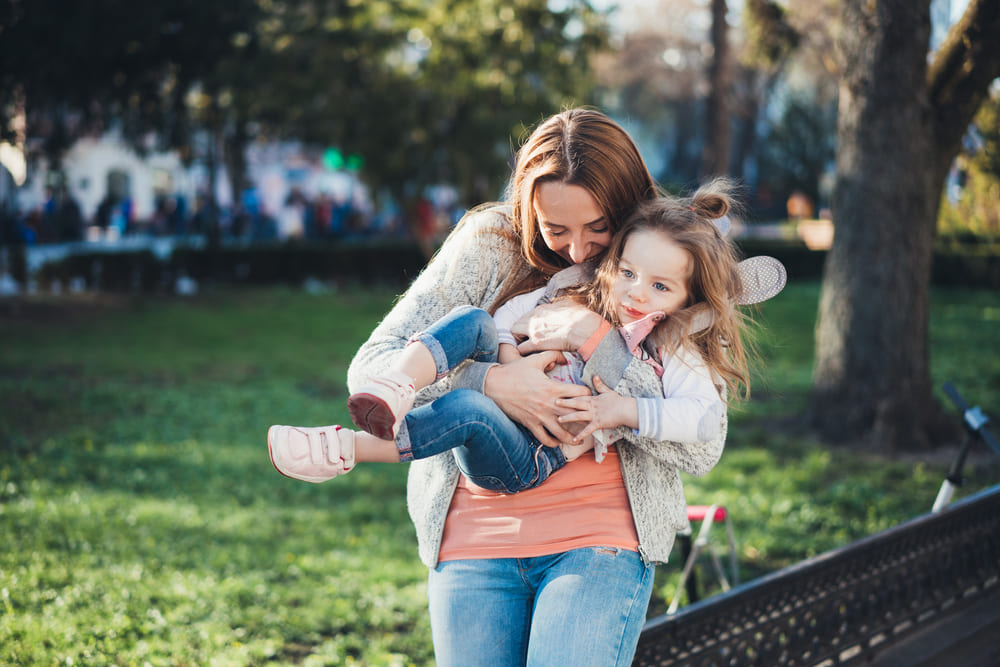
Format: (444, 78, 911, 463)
(927, 0, 1000, 158)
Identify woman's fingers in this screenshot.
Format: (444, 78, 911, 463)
(555, 395, 593, 414)
(482, 355, 586, 446)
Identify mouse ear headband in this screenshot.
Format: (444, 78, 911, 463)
(684, 214, 787, 334)
(710, 215, 787, 306)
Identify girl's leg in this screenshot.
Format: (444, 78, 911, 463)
(383, 304, 502, 390)
(409, 305, 499, 382)
(525, 548, 655, 667)
(401, 389, 565, 493)
(427, 558, 531, 667)
(351, 432, 402, 462)
(349, 306, 499, 439)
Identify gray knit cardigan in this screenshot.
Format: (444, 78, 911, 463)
(346, 207, 726, 567)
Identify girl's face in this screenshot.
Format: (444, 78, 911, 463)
(612, 228, 692, 325)
(533, 181, 611, 264)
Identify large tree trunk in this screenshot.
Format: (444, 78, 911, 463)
(701, 0, 732, 177)
(810, 0, 1000, 451)
(809, 0, 951, 451)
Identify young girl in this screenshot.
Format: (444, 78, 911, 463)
(267, 181, 785, 491)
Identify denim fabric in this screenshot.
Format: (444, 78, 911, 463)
(428, 547, 655, 666)
(400, 388, 565, 493)
(398, 306, 566, 493)
(411, 305, 499, 380)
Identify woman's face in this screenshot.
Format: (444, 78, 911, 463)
(533, 181, 611, 265)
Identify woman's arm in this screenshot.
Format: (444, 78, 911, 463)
(348, 210, 518, 388)
(347, 209, 589, 447)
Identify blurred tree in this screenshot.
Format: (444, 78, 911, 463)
(755, 94, 836, 212)
(407, 0, 608, 204)
(3, 0, 607, 227)
(205, 0, 608, 249)
(593, 0, 811, 191)
(739, 0, 844, 215)
(700, 0, 732, 178)
(940, 88, 1000, 239)
(811, 0, 1000, 451)
(592, 0, 715, 184)
(0, 0, 260, 164)
(743, 0, 800, 71)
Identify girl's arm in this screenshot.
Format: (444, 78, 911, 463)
(590, 334, 725, 477)
(497, 343, 523, 364)
(633, 350, 724, 443)
(559, 350, 724, 445)
(513, 301, 725, 476)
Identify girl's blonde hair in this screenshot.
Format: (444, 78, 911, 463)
(480, 108, 659, 311)
(574, 178, 753, 402)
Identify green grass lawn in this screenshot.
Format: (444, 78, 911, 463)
(2, 282, 998, 665)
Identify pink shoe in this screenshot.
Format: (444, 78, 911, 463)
(347, 370, 416, 440)
(267, 424, 356, 483)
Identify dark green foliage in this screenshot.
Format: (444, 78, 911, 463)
(1, 0, 610, 204)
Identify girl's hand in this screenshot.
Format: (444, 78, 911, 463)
(483, 351, 592, 448)
(510, 301, 605, 354)
(555, 376, 638, 443)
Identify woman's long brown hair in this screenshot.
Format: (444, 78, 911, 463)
(475, 108, 659, 312)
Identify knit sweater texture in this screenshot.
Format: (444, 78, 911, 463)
(346, 206, 726, 566)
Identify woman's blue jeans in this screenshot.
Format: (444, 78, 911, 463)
(397, 306, 566, 493)
(428, 548, 656, 666)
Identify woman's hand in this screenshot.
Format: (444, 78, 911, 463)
(555, 376, 638, 443)
(483, 351, 592, 448)
(510, 301, 605, 354)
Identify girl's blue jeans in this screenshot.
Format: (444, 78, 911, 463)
(428, 547, 655, 666)
(396, 305, 566, 493)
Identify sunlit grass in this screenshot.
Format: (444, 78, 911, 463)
(1, 282, 998, 663)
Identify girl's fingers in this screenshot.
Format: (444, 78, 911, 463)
(571, 421, 601, 443)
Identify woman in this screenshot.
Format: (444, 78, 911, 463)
(346, 109, 726, 666)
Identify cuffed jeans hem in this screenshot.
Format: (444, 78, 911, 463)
(395, 419, 415, 462)
(409, 332, 452, 381)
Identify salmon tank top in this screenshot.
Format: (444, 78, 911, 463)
(438, 447, 640, 561)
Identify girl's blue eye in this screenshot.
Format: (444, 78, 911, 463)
(654, 282, 669, 292)
(621, 269, 634, 279)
